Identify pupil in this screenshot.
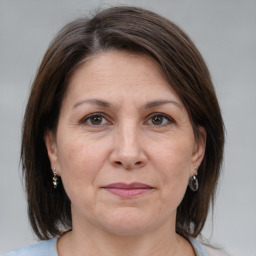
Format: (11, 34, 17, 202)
(152, 115, 163, 125)
(91, 116, 102, 125)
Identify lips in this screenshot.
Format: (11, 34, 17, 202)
(102, 183, 154, 198)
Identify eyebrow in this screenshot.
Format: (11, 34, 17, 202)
(73, 99, 112, 109)
(73, 98, 181, 109)
(144, 100, 181, 109)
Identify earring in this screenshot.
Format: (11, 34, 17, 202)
(52, 168, 58, 189)
(189, 166, 199, 191)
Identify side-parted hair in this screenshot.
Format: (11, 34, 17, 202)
(21, 6, 224, 240)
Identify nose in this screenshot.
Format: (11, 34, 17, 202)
(110, 123, 147, 170)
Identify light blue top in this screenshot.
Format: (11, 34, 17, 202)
(2, 239, 58, 256)
(2, 237, 208, 256)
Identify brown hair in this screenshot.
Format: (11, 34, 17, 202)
(21, 6, 224, 240)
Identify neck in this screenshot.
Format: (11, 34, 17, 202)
(57, 217, 194, 256)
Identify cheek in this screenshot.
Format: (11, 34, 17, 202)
(155, 137, 193, 171)
(56, 136, 109, 209)
(56, 134, 108, 191)
(58, 132, 103, 169)
(153, 138, 194, 198)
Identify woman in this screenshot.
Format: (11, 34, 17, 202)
(4, 6, 226, 256)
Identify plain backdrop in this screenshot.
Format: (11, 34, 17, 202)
(0, 0, 255, 255)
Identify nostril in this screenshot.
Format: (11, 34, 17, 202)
(113, 160, 144, 169)
(135, 161, 142, 166)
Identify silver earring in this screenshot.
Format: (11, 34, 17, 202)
(53, 168, 58, 189)
(189, 166, 199, 191)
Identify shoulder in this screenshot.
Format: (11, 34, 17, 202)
(189, 237, 209, 256)
(204, 246, 231, 256)
(2, 238, 58, 256)
(189, 237, 230, 256)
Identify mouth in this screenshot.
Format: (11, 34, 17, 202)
(101, 183, 154, 198)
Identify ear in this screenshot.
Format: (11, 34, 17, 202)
(190, 126, 207, 175)
(44, 130, 61, 176)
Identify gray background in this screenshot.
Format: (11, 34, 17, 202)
(0, 0, 255, 255)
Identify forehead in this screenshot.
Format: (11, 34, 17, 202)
(71, 51, 164, 82)
(65, 50, 180, 101)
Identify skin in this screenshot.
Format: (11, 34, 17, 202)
(45, 50, 206, 256)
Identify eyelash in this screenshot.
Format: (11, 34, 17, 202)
(80, 112, 175, 128)
(145, 113, 175, 127)
(80, 112, 111, 126)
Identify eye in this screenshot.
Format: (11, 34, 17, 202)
(146, 114, 173, 127)
(81, 113, 109, 126)
(151, 115, 165, 125)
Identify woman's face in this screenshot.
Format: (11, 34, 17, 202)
(45, 51, 206, 236)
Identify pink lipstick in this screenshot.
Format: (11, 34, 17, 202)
(102, 183, 153, 198)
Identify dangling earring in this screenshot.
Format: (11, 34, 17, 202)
(52, 167, 59, 189)
(189, 166, 199, 191)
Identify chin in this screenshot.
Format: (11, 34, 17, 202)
(97, 207, 160, 236)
